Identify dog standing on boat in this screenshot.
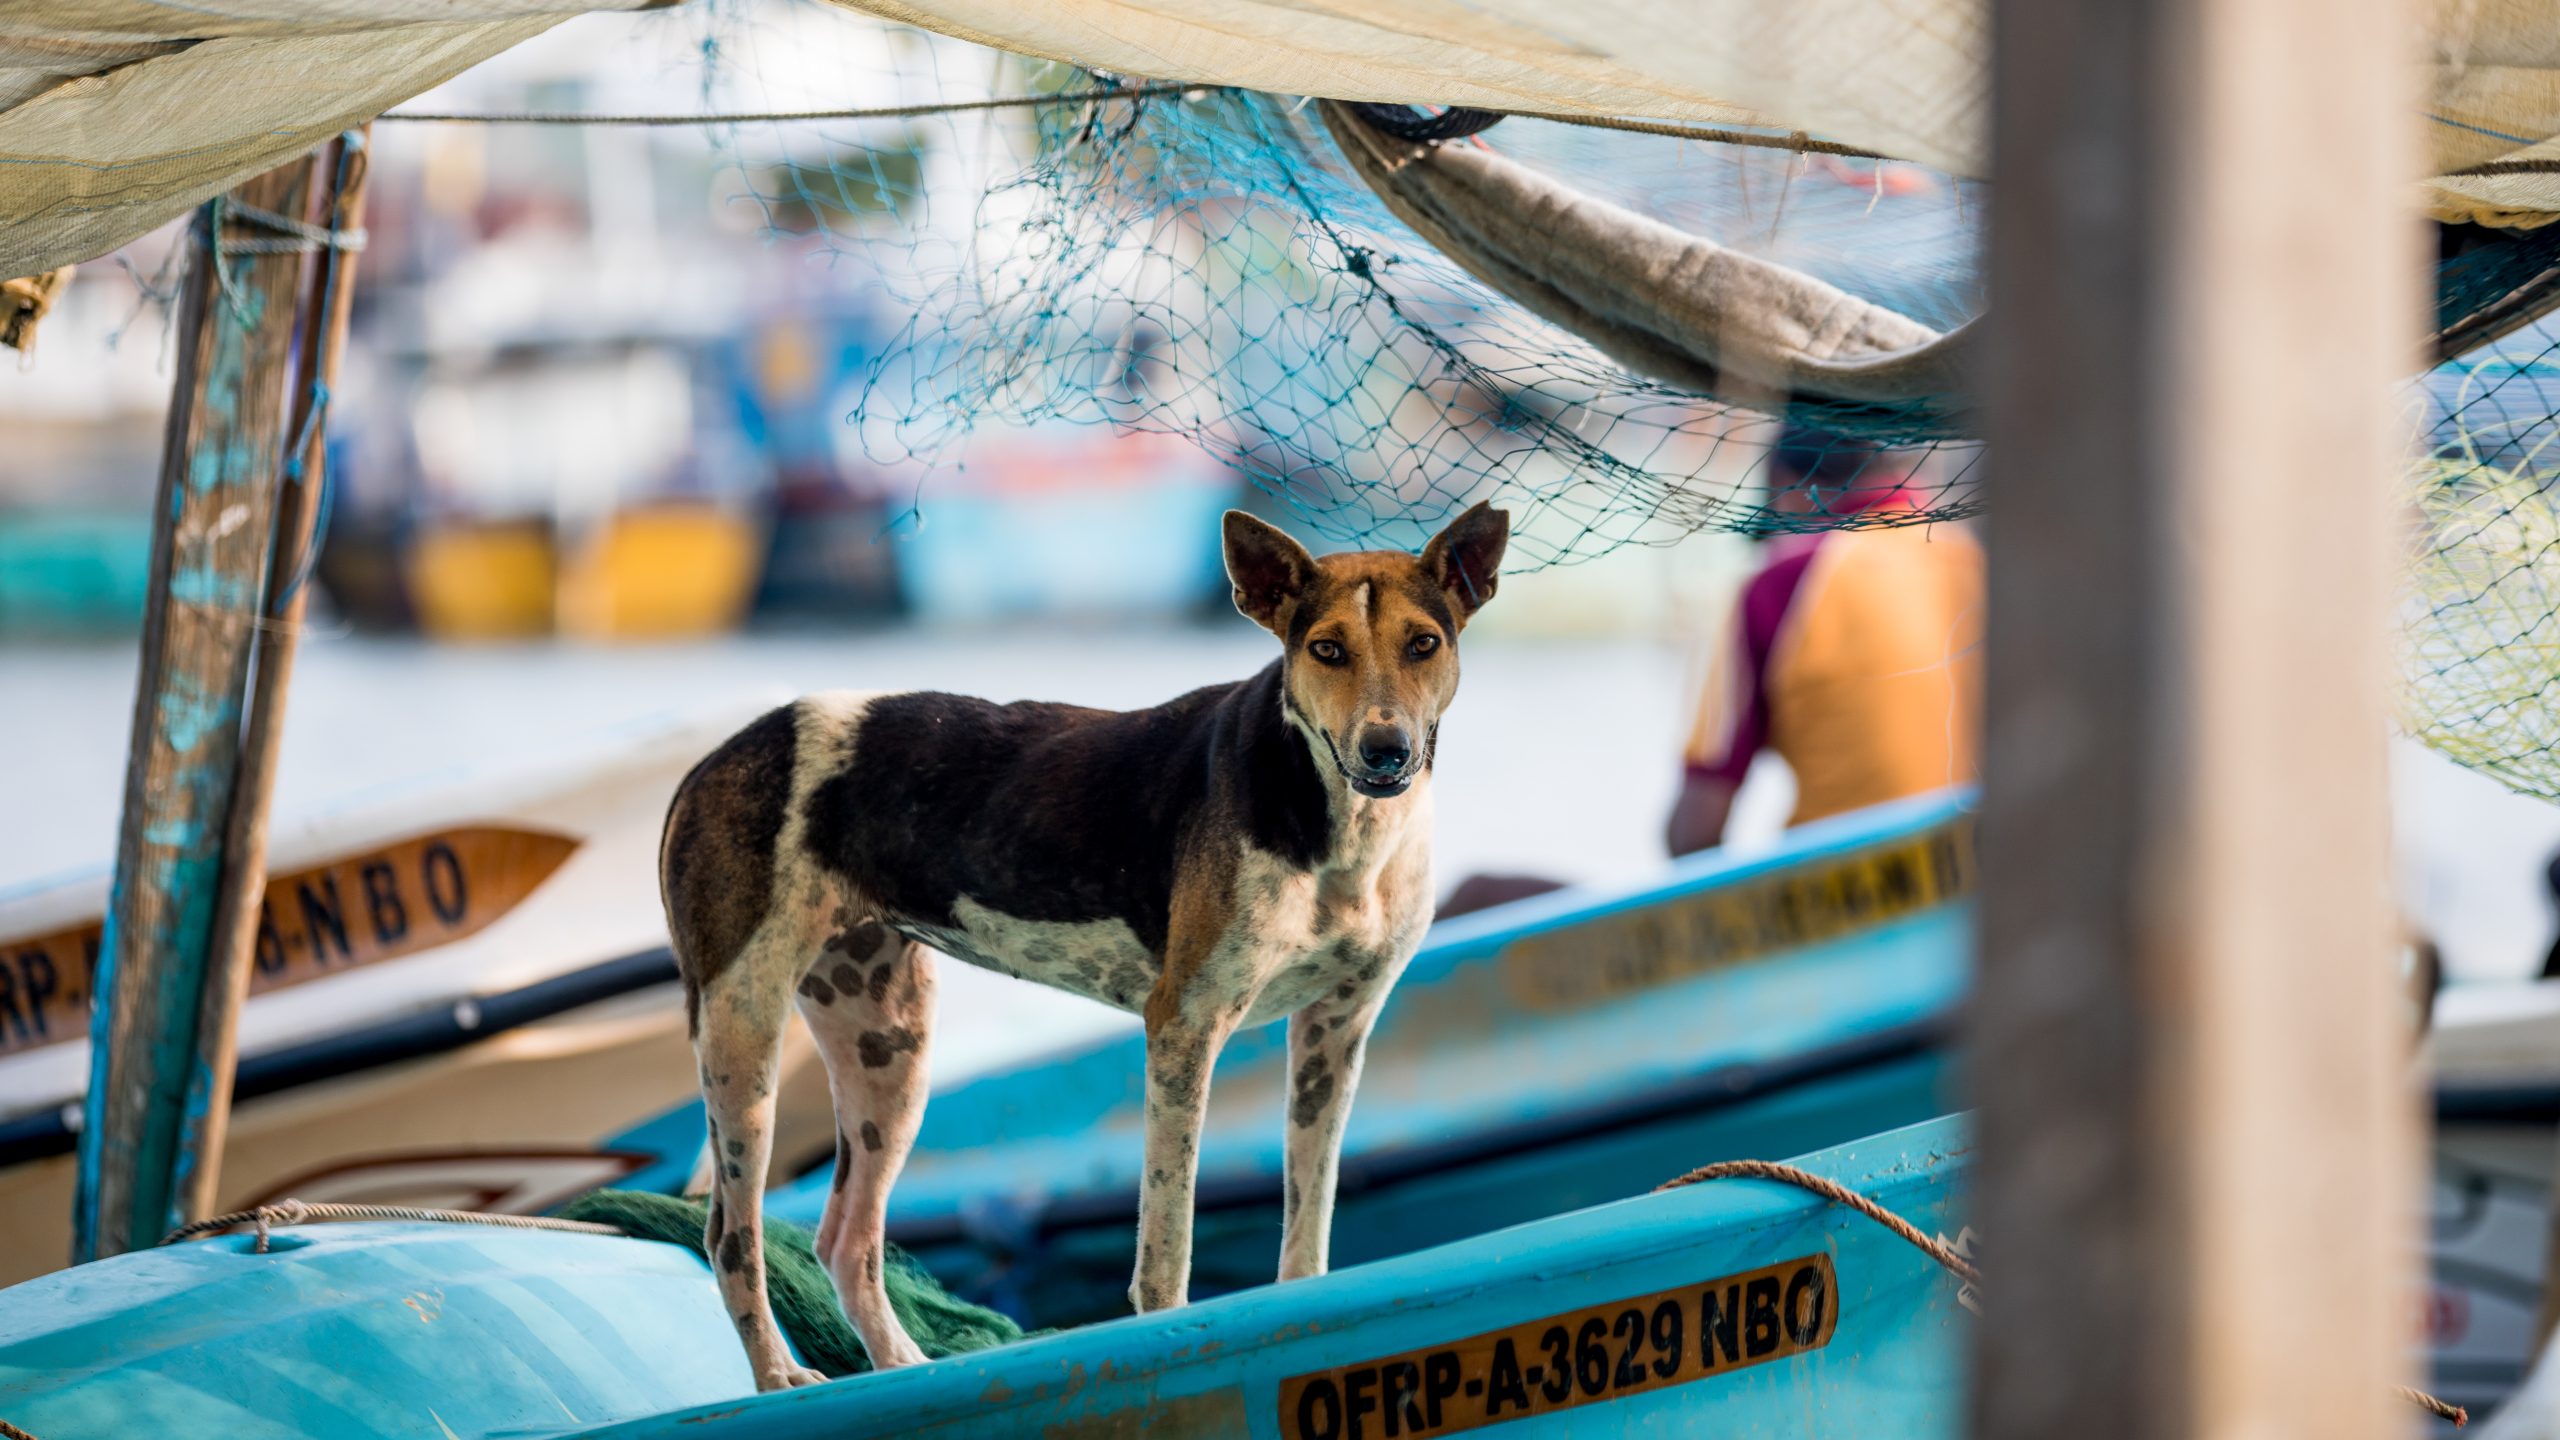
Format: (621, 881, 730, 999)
(659, 503, 1508, 1389)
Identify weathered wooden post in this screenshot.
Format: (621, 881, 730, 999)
(1971, 3, 2419, 1439)
(183, 129, 374, 1225)
(73, 139, 365, 1262)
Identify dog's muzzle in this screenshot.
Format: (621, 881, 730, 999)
(1349, 723, 1416, 798)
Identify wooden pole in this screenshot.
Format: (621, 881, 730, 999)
(73, 153, 323, 1263)
(180, 129, 373, 1225)
(1970, 2, 2420, 1439)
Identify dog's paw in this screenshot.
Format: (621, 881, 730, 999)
(758, 1365, 832, 1392)
(869, 1337, 932, 1371)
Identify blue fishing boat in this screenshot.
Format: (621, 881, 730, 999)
(752, 789, 1977, 1326)
(0, 1115, 1974, 1439)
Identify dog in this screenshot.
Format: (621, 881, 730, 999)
(658, 502, 1507, 1390)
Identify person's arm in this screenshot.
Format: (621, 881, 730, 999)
(1666, 772, 1738, 858)
(1672, 539, 1821, 857)
(1670, 566, 1781, 857)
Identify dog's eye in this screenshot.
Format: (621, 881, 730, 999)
(1309, 639, 1347, 665)
(1407, 633, 1440, 660)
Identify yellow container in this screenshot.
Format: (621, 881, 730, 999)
(556, 503, 763, 641)
(407, 519, 556, 640)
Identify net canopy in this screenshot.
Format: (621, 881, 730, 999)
(657, 4, 1988, 563)
(641, 1, 2560, 800)
(8, 0, 2560, 797)
(2408, 340, 2560, 802)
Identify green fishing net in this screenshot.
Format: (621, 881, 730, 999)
(557, 1188, 1027, 1376)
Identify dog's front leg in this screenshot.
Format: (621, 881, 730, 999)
(1278, 956, 1398, 1281)
(1130, 990, 1242, 1313)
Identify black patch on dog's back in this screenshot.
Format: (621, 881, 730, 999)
(801, 661, 1328, 954)
(663, 704, 797, 1024)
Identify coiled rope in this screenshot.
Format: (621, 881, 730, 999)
(1656, 1159, 2466, 1427)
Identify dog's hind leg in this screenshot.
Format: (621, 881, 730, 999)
(797, 913, 935, 1370)
(694, 929, 830, 1391)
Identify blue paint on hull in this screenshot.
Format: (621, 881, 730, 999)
(0, 1224, 758, 1438)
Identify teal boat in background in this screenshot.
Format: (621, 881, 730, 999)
(0, 1116, 1975, 1440)
(760, 790, 1977, 1325)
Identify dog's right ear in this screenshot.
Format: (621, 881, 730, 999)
(1223, 511, 1317, 635)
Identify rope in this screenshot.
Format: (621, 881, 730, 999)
(163, 1199, 621, 1253)
(272, 380, 334, 609)
(2399, 1385, 2472, 1426)
(1508, 112, 1891, 160)
(378, 80, 1903, 165)
(218, 200, 366, 256)
(1655, 1158, 1983, 1287)
(0, 1420, 40, 1440)
(2447, 158, 2560, 179)
(382, 81, 1199, 126)
(1655, 1159, 2466, 1428)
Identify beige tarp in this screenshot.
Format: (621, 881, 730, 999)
(0, 2, 660, 277)
(824, 0, 2560, 228)
(5, 0, 2559, 277)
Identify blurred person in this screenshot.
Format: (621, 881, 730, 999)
(1665, 424, 1985, 857)
(2540, 849, 2560, 980)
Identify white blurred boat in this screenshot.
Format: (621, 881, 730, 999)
(0, 695, 1123, 1284)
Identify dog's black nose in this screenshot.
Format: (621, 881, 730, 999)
(1357, 726, 1412, 776)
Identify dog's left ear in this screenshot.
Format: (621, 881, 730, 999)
(1420, 502, 1509, 628)
(1225, 510, 1318, 635)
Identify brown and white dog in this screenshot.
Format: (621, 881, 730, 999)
(658, 503, 1508, 1389)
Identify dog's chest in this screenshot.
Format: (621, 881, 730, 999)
(1229, 804, 1431, 1023)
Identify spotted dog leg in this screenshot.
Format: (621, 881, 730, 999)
(694, 942, 829, 1391)
(797, 915, 935, 1371)
(1129, 986, 1248, 1313)
(1278, 960, 1398, 1281)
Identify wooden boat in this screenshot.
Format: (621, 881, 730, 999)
(0, 1114, 1974, 1440)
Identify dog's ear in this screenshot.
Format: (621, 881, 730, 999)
(1224, 511, 1317, 634)
(1419, 501, 1508, 627)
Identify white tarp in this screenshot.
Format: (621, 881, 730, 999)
(5, 0, 2559, 278)
(0, 2, 660, 277)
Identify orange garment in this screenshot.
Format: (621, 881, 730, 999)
(1684, 522, 1984, 825)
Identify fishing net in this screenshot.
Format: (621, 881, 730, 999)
(2405, 339, 2560, 802)
(662, 0, 1987, 566)
(557, 1188, 1030, 1373)
(373, 0, 2560, 797)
